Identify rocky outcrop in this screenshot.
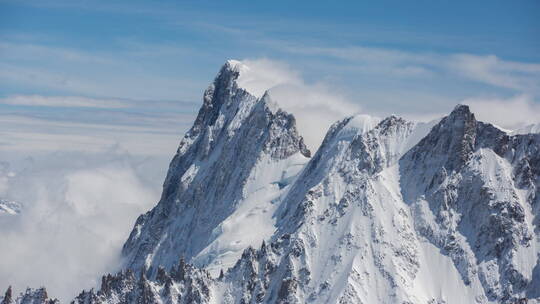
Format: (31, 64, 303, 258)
(400, 105, 540, 303)
(71, 260, 212, 304)
(1, 287, 13, 304)
(0, 287, 58, 304)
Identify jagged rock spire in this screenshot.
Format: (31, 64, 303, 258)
(1, 286, 13, 304)
(122, 60, 311, 279)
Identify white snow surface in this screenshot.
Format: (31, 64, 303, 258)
(0, 199, 21, 215)
(192, 152, 308, 275)
(512, 123, 540, 135)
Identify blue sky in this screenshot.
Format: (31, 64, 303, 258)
(1, 0, 539, 156)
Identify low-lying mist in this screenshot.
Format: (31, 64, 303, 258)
(0, 149, 168, 301)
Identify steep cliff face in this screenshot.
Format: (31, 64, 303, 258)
(71, 260, 213, 304)
(214, 115, 438, 304)
(0, 287, 58, 304)
(211, 106, 539, 304)
(400, 105, 540, 302)
(121, 61, 311, 277)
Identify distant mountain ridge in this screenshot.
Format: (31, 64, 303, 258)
(3, 61, 539, 304)
(0, 199, 21, 216)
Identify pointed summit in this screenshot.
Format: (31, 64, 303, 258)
(122, 60, 311, 277)
(191, 60, 255, 136)
(401, 103, 478, 174)
(1, 286, 13, 304)
(446, 104, 476, 131)
(450, 103, 472, 116)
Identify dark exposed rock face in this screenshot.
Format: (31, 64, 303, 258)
(400, 105, 540, 303)
(1, 287, 13, 304)
(71, 260, 212, 304)
(1, 287, 59, 304)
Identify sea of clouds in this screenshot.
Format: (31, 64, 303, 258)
(0, 149, 168, 301)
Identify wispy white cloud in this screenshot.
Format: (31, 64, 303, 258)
(259, 40, 540, 95)
(0, 94, 197, 158)
(232, 58, 362, 150)
(449, 54, 540, 93)
(268, 82, 361, 150)
(0, 40, 206, 100)
(233, 58, 303, 97)
(0, 95, 128, 108)
(230, 58, 540, 149)
(464, 94, 540, 130)
(0, 113, 188, 156)
(0, 150, 165, 302)
(0, 41, 113, 64)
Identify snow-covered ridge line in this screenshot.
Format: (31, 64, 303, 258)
(0, 199, 21, 216)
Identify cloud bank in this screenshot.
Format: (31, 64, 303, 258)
(232, 58, 540, 150)
(0, 150, 166, 301)
(464, 94, 540, 131)
(234, 58, 362, 150)
(0, 95, 129, 108)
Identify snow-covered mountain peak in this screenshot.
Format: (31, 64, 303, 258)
(121, 61, 311, 278)
(399, 105, 540, 302)
(450, 103, 474, 116)
(336, 114, 380, 140)
(407, 103, 479, 174)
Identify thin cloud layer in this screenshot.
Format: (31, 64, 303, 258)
(230, 58, 540, 150)
(450, 54, 540, 93)
(0, 95, 128, 108)
(272, 42, 540, 94)
(268, 83, 361, 150)
(233, 59, 302, 97)
(234, 58, 362, 150)
(464, 94, 540, 130)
